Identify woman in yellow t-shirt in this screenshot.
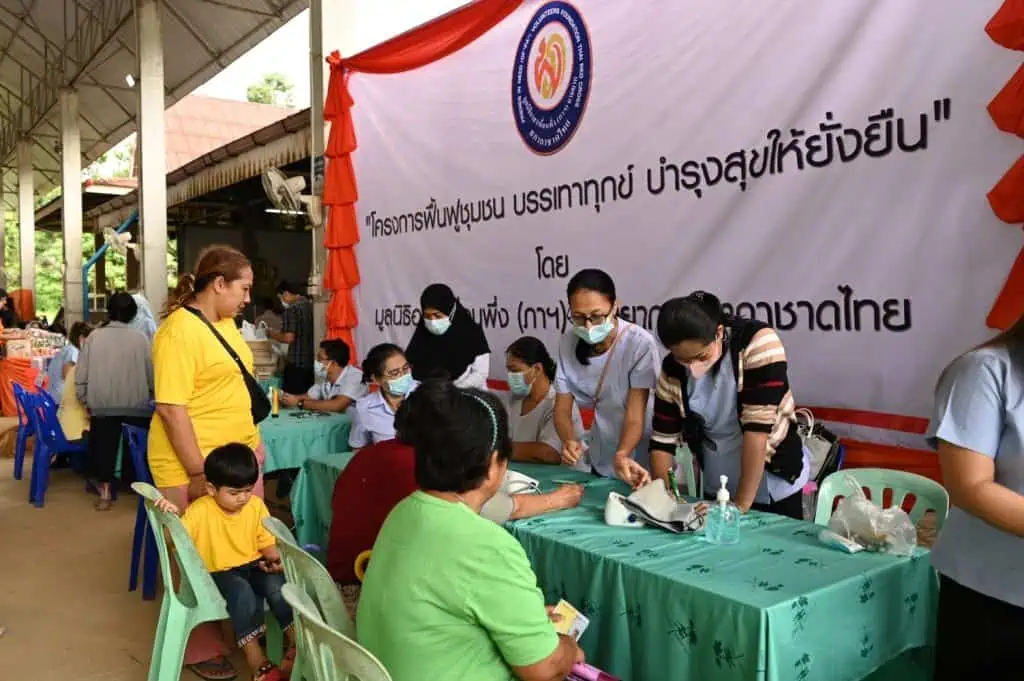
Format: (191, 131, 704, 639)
(148, 244, 263, 681)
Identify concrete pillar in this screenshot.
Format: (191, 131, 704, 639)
(135, 0, 168, 318)
(61, 89, 85, 327)
(309, 0, 342, 344)
(17, 138, 34, 295)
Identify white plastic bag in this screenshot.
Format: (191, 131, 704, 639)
(827, 473, 917, 555)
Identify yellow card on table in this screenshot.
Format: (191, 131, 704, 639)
(553, 600, 589, 641)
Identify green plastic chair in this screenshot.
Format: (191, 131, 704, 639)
(133, 483, 282, 681)
(813, 468, 949, 529)
(262, 517, 354, 637)
(133, 482, 232, 681)
(282, 583, 392, 681)
(675, 444, 698, 498)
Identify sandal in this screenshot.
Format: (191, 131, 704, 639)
(253, 662, 284, 681)
(94, 498, 113, 512)
(187, 657, 238, 681)
(280, 645, 297, 675)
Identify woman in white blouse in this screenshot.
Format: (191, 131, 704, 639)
(406, 283, 490, 389)
(349, 344, 418, 450)
(505, 336, 584, 464)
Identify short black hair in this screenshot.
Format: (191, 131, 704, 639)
(320, 339, 351, 366)
(204, 443, 260, 488)
(399, 380, 512, 493)
(277, 280, 304, 295)
(107, 291, 139, 324)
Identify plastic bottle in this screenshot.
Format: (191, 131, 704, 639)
(271, 386, 280, 418)
(704, 474, 741, 545)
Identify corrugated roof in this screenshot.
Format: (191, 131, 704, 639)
(164, 95, 299, 172)
(0, 0, 308, 209)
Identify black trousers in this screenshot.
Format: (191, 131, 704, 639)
(934, 575, 1024, 679)
(282, 363, 314, 396)
(87, 415, 150, 484)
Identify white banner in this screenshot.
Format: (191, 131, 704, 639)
(348, 0, 1022, 443)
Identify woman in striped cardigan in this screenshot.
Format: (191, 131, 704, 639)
(649, 292, 809, 518)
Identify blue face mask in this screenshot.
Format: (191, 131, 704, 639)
(314, 361, 329, 380)
(507, 371, 532, 397)
(425, 317, 451, 336)
(387, 373, 415, 397)
(573, 317, 614, 345)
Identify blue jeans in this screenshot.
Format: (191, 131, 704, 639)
(210, 560, 293, 648)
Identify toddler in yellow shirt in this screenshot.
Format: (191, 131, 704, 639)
(156, 443, 296, 681)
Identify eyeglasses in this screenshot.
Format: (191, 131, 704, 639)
(381, 363, 411, 380)
(568, 310, 613, 327)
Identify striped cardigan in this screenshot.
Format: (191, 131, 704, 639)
(649, 318, 804, 483)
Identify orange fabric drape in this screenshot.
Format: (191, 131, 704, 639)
(9, 290, 35, 323)
(986, 2, 1024, 330)
(320, 0, 524, 348)
(0, 358, 42, 417)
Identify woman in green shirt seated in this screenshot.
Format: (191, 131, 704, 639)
(357, 381, 584, 681)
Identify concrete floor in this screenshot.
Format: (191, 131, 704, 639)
(0, 457, 187, 681)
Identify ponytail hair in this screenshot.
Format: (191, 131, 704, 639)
(164, 245, 251, 318)
(506, 336, 557, 381)
(656, 290, 725, 348)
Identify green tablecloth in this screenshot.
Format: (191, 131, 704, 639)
(258, 409, 352, 474)
(507, 464, 937, 681)
(291, 451, 355, 548)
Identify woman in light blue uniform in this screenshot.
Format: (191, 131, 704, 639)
(928, 314, 1024, 679)
(349, 343, 418, 450)
(46, 322, 92, 401)
(553, 269, 658, 487)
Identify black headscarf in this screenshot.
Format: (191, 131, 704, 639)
(406, 284, 490, 382)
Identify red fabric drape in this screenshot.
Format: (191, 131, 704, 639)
(320, 0, 524, 346)
(986, 1, 1024, 331)
(986, 0, 1024, 50)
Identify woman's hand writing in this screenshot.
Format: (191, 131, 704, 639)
(561, 440, 585, 466)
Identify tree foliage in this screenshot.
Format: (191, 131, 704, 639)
(246, 72, 295, 107)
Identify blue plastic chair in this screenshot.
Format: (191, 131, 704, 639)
(125, 423, 159, 600)
(12, 383, 39, 480)
(28, 391, 89, 507)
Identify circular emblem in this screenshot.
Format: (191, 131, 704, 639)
(512, 1, 592, 155)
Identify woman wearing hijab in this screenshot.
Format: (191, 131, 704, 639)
(129, 292, 158, 341)
(406, 283, 491, 390)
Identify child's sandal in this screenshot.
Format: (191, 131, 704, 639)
(279, 645, 297, 675)
(253, 662, 284, 681)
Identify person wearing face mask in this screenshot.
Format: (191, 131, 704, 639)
(649, 292, 809, 518)
(554, 269, 659, 487)
(349, 344, 419, 450)
(406, 283, 491, 389)
(280, 339, 366, 413)
(504, 336, 584, 464)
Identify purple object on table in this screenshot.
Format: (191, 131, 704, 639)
(568, 663, 621, 681)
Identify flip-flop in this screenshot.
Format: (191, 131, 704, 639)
(95, 498, 113, 512)
(187, 657, 238, 681)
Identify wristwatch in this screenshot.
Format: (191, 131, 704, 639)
(297, 399, 305, 410)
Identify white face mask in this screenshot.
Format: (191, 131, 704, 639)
(314, 361, 329, 380)
(425, 317, 451, 336)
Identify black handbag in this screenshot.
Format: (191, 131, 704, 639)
(185, 307, 272, 425)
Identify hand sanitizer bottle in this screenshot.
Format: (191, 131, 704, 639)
(704, 475, 741, 545)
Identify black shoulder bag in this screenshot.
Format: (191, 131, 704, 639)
(185, 307, 272, 425)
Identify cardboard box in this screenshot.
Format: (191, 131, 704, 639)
(4, 338, 32, 359)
